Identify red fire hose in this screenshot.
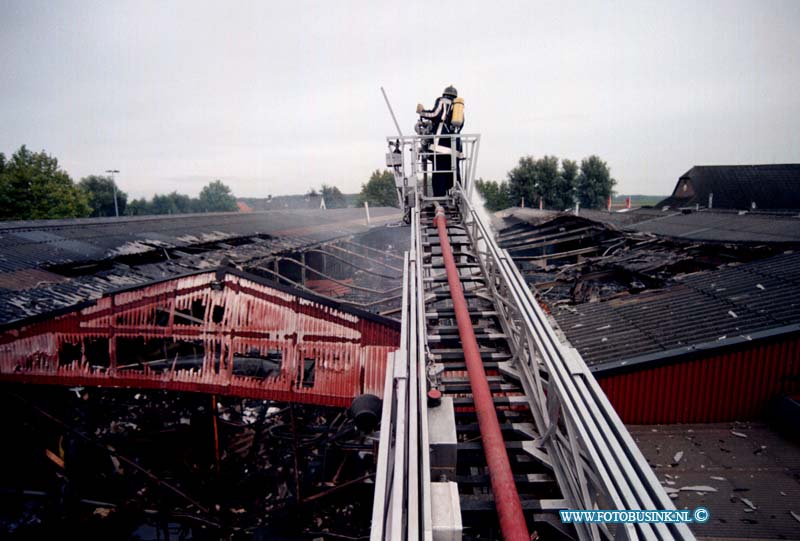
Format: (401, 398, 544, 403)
(434, 206, 530, 541)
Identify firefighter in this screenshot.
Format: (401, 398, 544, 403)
(415, 85, 465, 196)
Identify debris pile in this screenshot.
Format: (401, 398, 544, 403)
(0, 386, 379, 540)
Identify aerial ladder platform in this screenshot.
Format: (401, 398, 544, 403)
(370, 119, 696, 540)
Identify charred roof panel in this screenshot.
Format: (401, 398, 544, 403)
(0, 208, 402, 326)
(0, 207, 400, 273)
(552, 252, 800, 370)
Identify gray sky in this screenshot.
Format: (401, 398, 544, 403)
(1, 0, 798, 199)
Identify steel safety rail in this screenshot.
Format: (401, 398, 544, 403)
(370, 209, 432, 541)
(453, 185, 696, 541)
(413, 201, 434, 541)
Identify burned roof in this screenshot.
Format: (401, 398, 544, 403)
(0, 207, 400, 273)
(0, 207, 402, 326)
(552, 251, 800, 371)
(589, 208, 800, 244)
(658, 164, 800, 210)
(499, 207, 800, 244)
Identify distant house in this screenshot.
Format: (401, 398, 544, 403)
(658, 164, 800, 210)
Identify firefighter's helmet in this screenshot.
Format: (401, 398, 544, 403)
(443, 85, 458, 98)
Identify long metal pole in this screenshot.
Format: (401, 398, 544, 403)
(380, 87, 404, 139)
(434, 205, 529, 541)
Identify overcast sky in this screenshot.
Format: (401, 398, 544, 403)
(1, 1, 798, 199)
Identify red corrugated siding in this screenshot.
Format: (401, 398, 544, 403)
(0, 271, 400, 407)
(598, 334, 800, 424)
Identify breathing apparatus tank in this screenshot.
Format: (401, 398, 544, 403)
(450, 97, 465, 128)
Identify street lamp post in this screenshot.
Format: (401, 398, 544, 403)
(105, 169, 120, 217)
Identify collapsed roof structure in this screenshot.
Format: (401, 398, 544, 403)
(0, 207, 405, 325)
(494, 204, 800, 540)
(496, 206, 800, 423)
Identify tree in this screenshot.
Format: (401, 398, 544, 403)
(320, 184, 347, 208)
(507, 156, 537, 208)
(147, 192, 194, 215)
(126, 198, 150, 216)
(0, 145, 90, 221)
(507, 155, 575, 210)
(357, 169, 398, 208)
(123, 182, 237, 217)
(197, 180, 238, 212)
(556, 158, 578, 210)
(79, 175, 128, 217)
(474, 179, 512, 211)
(576, 156, 616, 209)
(536, 155, 572, 209)
(561, 159, 578, 195)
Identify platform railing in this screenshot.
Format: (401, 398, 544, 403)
(386, 134, 480, 203)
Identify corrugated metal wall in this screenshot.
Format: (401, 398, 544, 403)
(0, 270, 400, 408)
(598, 333, 800, 424)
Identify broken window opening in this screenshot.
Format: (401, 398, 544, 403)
(173, 299, 206, 326)
(58, 341, 82, 366)
(232, 348, 282, 379)
(301, 357, 316, 388)
(83, 338, 111, 368)
(115, 337, 204, 372)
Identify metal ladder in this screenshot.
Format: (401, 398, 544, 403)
(371, 129, 696, 541)
(419, 202, 573, 539)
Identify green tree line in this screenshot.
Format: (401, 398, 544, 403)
(0, 145, 238, 220)
(0, 145, 617, 221)
(127, 180, 238, 215)
(353, 156, 616, 213)
(475, 155, 616, 211)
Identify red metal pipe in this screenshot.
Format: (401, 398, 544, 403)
(434, 206, 529, 541)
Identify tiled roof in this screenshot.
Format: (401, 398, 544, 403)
(658, 164, 800, 210)
(552, 251, 800, 370)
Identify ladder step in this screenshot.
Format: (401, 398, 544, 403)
(452, 395, 529, 407)
(443, 382, 520, 393)
(439, 361, 502, 371)
(456, 473, 555, 485)
(441, 375, 505, 383)
(454, 422, 537, 436)
(423, 236, 470, 242)
(428, 348, 509, 359)
(423, 263, 480, 269)
(424, 275, 486, 283)
(428, 324, 500, 332)
(430, 291, 481, 300)
(427, 332, 506, 343)
(426, 310, 497, 318)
